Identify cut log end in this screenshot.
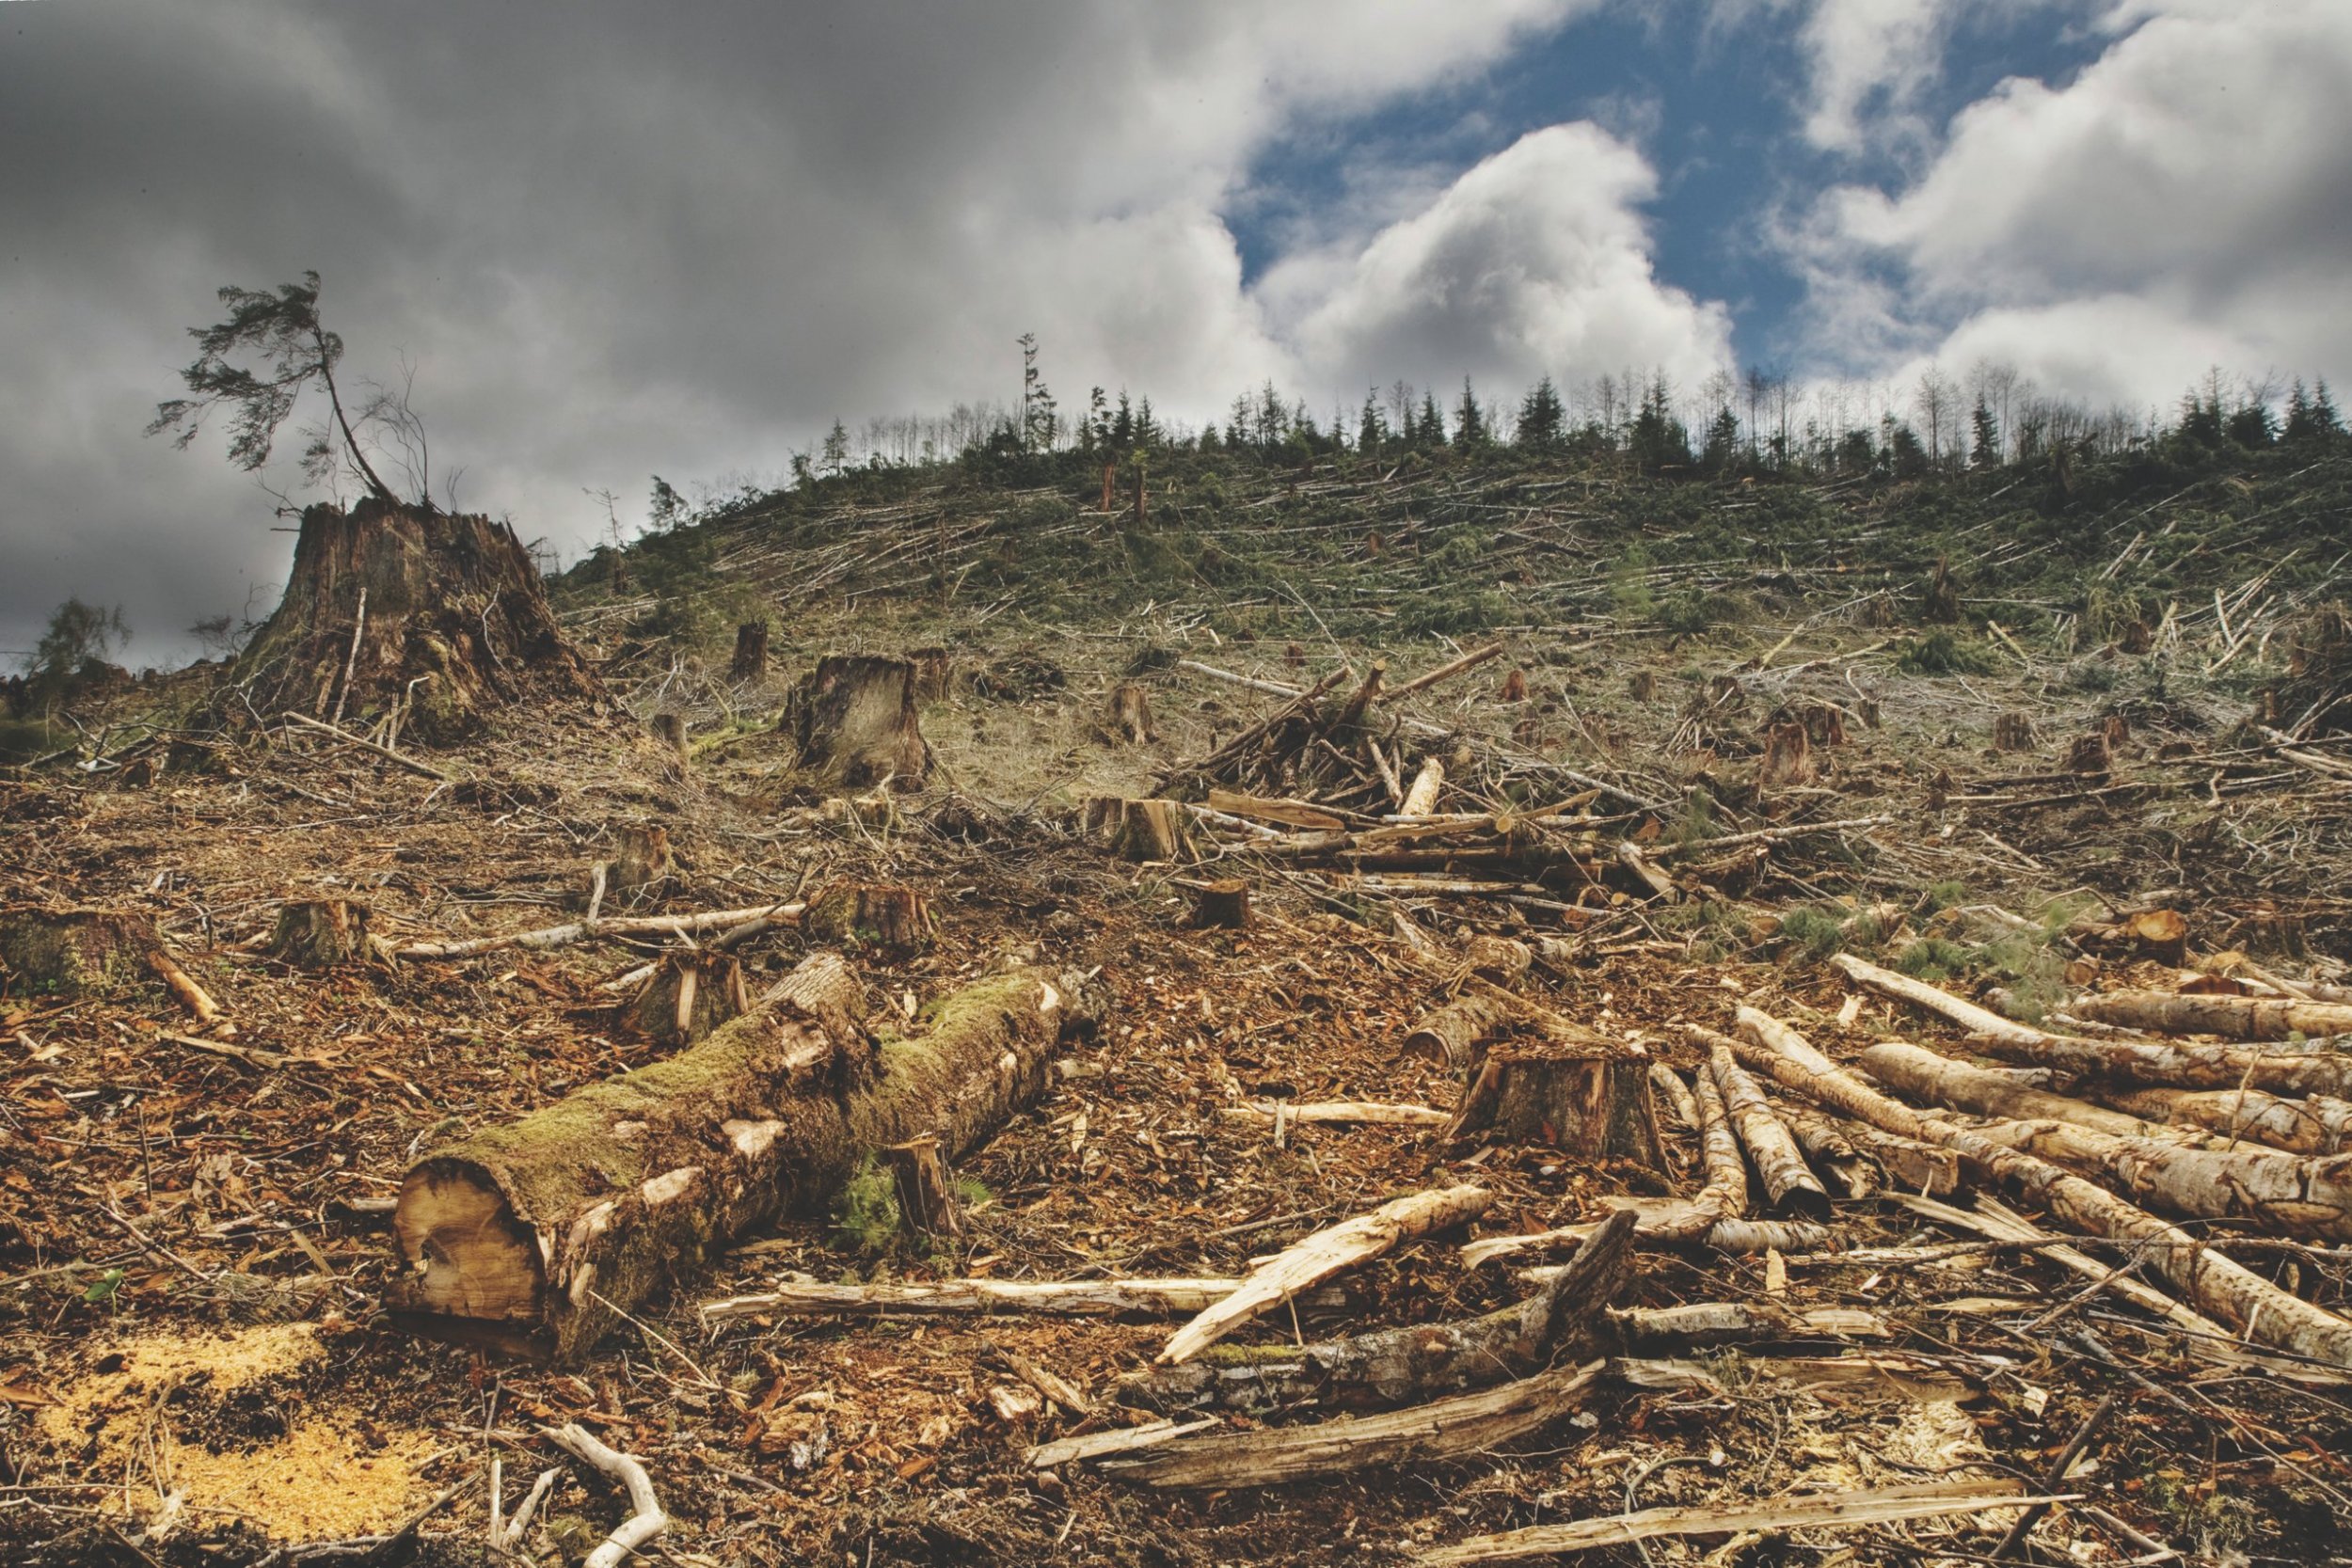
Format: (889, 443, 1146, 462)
(1189, 878, 1250, 930)
(803, 883, 935, 959)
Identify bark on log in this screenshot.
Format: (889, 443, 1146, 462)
(2098, 1085, 2352, 1155)
(392, 902, 804, 961)
(1731, 1006, 2352, 1368)
(389, 957, 1090, 1361)
(1782, 1106, 1881, 1199)
(1102, 1359, 1604, 1489)
(1708, 1045, 1830, 1219)
(729, 622, 770, 684)
(1608, 1300, 1891, 1350)
(1963, 1116, 2352, 1243)
(1158, 1185, 1493, 1365)
(2067, 989, 2352, 1042)
(781, 655, 930, 792)
(1137, 1210, 1634, 1414)
(1969, 1027, 2352, 1100)
(1399, 990, 1518, 1073)
(1449, 1046, 1662, 1165)
(802, 883, 933, 959)
(1829, 952, 2054, 1048)
(1458, 936, 1532, 985)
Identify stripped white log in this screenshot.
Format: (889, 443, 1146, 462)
(545, 1423, 666, 1568)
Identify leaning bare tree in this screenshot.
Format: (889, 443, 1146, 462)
(148, 272, 596, 740)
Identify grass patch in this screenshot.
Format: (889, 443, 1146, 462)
(1898, 630, 1998, 676)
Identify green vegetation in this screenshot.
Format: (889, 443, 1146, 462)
(1898, 629, 1998, 676)
(832, 1157, 903, 1258)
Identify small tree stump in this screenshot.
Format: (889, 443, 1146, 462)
(782, 655, 930, 792)
(2121, 619, 2154, 655)
(726, 623, 768, 685)
(1499, 668, 1529, 703)
(1189, 879, 1249, 929)
(607, 825, 678, 907)
(1448, 1047, 1662, 1164)
(1107, 682, 1158, 744)
(2065, 731, 2113, 774)
(1116, 800, 1189, 863)
(627, 952, 748, 1047)
(1797, 704, 1847, 747)
(803, 884, 933, 958)
(1080, 796, 1129, 845)
(648, 712, 689, 768)
(1923, 557, 1961, 623)
(881, 1136, 963, 1240)
(268, 900, 373, 970)
(1757, 721, 1816, 789)
(1628, 670, 1659, 703)
(909, 647, 953, 703)
(1993, 712, 2038, 752)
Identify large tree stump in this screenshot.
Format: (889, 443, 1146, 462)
(0, 907, 165, 1001)
(1108, 682, 1158, 744)
(1757, 721, 1816, 788)
(1447, 1046, 1662, 1164)
(267, 900, 374, 970)
(607, 826, 677, 908)
(626, 952, 748, 1048)
(1188, 879, 1250, 930)
(1116, 800, 1189, 863)
(730, 622, 770, 684)
(231, 497, 597, 744)
(388, 957, 1096, 1361)
(781, 656, 930, 792)
(803, 884, 933, 959)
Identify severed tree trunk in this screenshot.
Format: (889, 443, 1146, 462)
(1993, 712, 2038, 752)
(1971, 1026, 2352, 1100)
(1136, 1210, 1632, 1414)
(880, 1135, 961, 1240)
(388, 956, 1094, 1361)
(1, 907, 164, 1002)
(781, 655, 930, 792)
(1107, 682, 1158, 743)
(1757, 721, 1816, 788)
(802, 883, 933, 959)
(1730, 1006, 2352, 1368)
(1859, 1041, 2169, 1140)
(1115, 800, 1189, 863)
(606, 826, 677, 908)
(2098, 1085, 2352, 1156)
(1449, 1045, 1661, 1165)
(729, 622, 770, 684)
(1963, 1114, 2352, 1243)
(267, 899, 374, 971)
(1400, 755, 1445, 816)
(233, 497, 598, 745)
(1399, 989, 1529, 1073)
(625, 951, 747, 1049)
(1708, 1045, 1829, 1218)
(2067, 989, 2352, 1041)
(1188, 878, 1250, 930)
(1781, 1106, 1881, 1200)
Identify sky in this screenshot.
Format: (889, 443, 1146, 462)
(4, 0, 2349, 664)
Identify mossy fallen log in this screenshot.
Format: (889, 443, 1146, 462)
(388, 955, 1099, 1361)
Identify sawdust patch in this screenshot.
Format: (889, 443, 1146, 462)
(32, 1323, 437, 1541)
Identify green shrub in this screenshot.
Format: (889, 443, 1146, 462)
(1899, 630, 1997, 675)
(1895, 938, 1971, 981)
(1776, 907, 1848, 960)
(832, 1158, 902, 1257)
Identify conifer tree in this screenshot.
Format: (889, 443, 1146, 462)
(1453, 377, 1487, 447)
(1358, 388, 1386, 453)
(1517, 376, 1565, 449)
(1970, 396, 2001, 467)
(1419, 389, 1447, 448)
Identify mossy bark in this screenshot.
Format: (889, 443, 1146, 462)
(389, 958, 1099, 1362)
(0, 907, 158, 1001)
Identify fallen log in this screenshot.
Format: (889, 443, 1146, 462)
(2068, 988, 2352, 1041)
(1964, 1025, 2352, 1101)
(1417, 1479, 2050, 1566)
(1781, 1106, 1880, 1199)
(1963, 1114, 2352, 1243)
(1400, 755, 1446, 817)
(1399, 990, 1518, 1073)
(703, 1276, 1349, 1322)
(1607, 1300, 1892, 1350)
(389, 956, 1091, 1361)
(1223, 1101, 1452, 1128)
(1859, 1041, 2170, 1140)
(1158, 1185, 1492, 1365)
(2098, 1084, 2352, 1155)
(1101, 1358, 1604, 1489)
(1136, 1211, 1633, 1414)
(1731, 1006, 2352, 1368)
(1829, 952, 2055, 1048)
(1708, 1044, 1829, 1219)
(390, 902, 805, 961)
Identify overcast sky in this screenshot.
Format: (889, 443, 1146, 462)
(4, 0, 2347, 664)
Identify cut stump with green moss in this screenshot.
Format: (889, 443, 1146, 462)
(388, 954, 1097, 1361)
(0, 907, 160, 1000)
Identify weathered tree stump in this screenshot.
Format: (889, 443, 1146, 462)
(268, 900, 374, 970)
(608, 826, 677, 907)
(1628, 670, 1659, 703)
(803, 884, 933, 958)
(230, 497, 598, 744)
(1108, 682, 1158, 744)
(2065, 731, 2113, 774)
(1993, 712, 2038, 752)
(1448, 1046, 1662, 1164)
(730, 622, 770, 684)
(1499, 668, 1529, 703)
(881, 1135, 963, 1240)
(1797, 704, 1847, 747)
(782, 656, 930, 792)
(1923, 556, 1961, 623)
(648, 712, 688, 767)
(908, 647, 953, 703)
(0, 907, 158, 1000)
(1757, 721, 1816, 788)
(626, 952, 748, 1048)
(1189, 879, 1250, 930)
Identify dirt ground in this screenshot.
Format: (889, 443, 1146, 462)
(8, 493, 2352, 1567)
